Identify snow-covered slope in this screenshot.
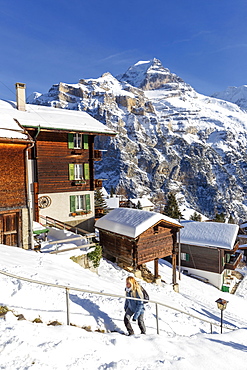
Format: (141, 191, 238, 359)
(212, 85, 247, 111)
(1, 243, 247, 369)
(27, 58, 247, 221)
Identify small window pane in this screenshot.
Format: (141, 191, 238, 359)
(74, 164, 83, 180)
(181, 253, 189, 261)
(75, 195, 86, 210)
(74, 134, 82, 149)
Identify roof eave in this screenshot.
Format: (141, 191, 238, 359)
(22, 124, 117, 136)
(0, 137, 33, 144)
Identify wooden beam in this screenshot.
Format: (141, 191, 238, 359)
(172, 253, 177, 285)
(154, 258, 159, 278)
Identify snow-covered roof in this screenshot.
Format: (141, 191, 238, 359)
(0, 100, 116, 136)
(95, 208, 181, 238)
(0, 113, 29, 140)
(180, 220, 239, 250)
(100, 188, 107, 197)
(130, 197, 154, 208)
(105, 197, 119, 209)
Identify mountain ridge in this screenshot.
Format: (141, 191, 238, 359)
(212, 85, 247, 111)
(27, 58, 247, 221)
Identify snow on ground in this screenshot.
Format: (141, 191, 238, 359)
(0, 240, 247, 369)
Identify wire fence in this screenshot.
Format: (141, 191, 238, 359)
(0, 269, 238, 335)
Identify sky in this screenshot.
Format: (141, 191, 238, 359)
(1, 228, 247, 369)
(1, 0, 247, 102)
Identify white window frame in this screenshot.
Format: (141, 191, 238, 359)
(73, 133, 83, 149)
(75, 195, 86, 211)
(74, 164, 83, 180)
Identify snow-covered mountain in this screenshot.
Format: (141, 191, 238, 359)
(212, 85, 247, 111)
(27, 58, 247, 221)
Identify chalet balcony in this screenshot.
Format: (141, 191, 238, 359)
(93, 150, 102, 161)
(94, 179, 103, 188)
(224, 252, 242, 270)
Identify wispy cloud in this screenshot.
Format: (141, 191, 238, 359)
(169, 30, 213, 45)
(214, 43, 247, 53)
(98, 50, 139, 63)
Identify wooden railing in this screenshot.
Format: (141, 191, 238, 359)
(39, 215, 94, 239)
(224, 253, 242, 270)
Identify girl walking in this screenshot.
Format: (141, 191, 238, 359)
(124, 276, 146, 335)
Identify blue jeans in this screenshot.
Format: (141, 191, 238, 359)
(124, 308, 146, 335)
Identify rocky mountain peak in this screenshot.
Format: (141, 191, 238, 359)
(118, 58, 185, 90)
(26, 59, 247, 221)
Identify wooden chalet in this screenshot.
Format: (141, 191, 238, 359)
(95, 208, 182, 283)
(0, 116, 34, 248)
(178, 220, 241, 291)
(0, 84, 116, 243)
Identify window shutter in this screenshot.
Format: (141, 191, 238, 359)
(186, 253, 190, 261)
(84, 163, 90, 180)
(69, 164, 75, 180)
(83, 135, 89, 149)
(68, 133, 74, 149)
(70, 196, 76, 212)
(85, 194, 91, 211)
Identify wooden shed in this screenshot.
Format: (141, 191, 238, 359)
(95, 208, 182, 282)
(179, 220, 240, 290)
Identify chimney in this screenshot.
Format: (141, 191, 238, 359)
(15, 82, 26, 111)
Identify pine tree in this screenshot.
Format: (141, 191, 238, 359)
(190, 212, 202, 221)
(164, 193, 182, 219)
(94, 188, 108, 217)
(228, 215, 235, 224)
(214, 212, 225, 223)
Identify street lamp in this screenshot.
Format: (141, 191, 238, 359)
(215, 298, 228, 333)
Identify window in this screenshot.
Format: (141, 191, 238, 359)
(74, 133, 82, 149)
(70, 194, 91, 212)
(68, 133, 89, 149)
(181, 253, 190, 261)
(76, 195, 85, 210)
(69, 163, 90, 181)
(74, 164, 83, 180)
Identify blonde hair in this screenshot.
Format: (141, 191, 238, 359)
(126, 276, 143, 299)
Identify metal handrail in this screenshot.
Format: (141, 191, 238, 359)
(0, 269, 238, 334)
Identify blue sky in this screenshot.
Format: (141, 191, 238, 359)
(1, 0, 247, 101)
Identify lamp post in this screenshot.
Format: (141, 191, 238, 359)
(215, 298, 228, 333)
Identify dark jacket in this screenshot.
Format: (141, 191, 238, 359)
(124, 288, 145, 320)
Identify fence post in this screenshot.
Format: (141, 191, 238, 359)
(65, 288, 70, 326)
(155, 303, 160, 335)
